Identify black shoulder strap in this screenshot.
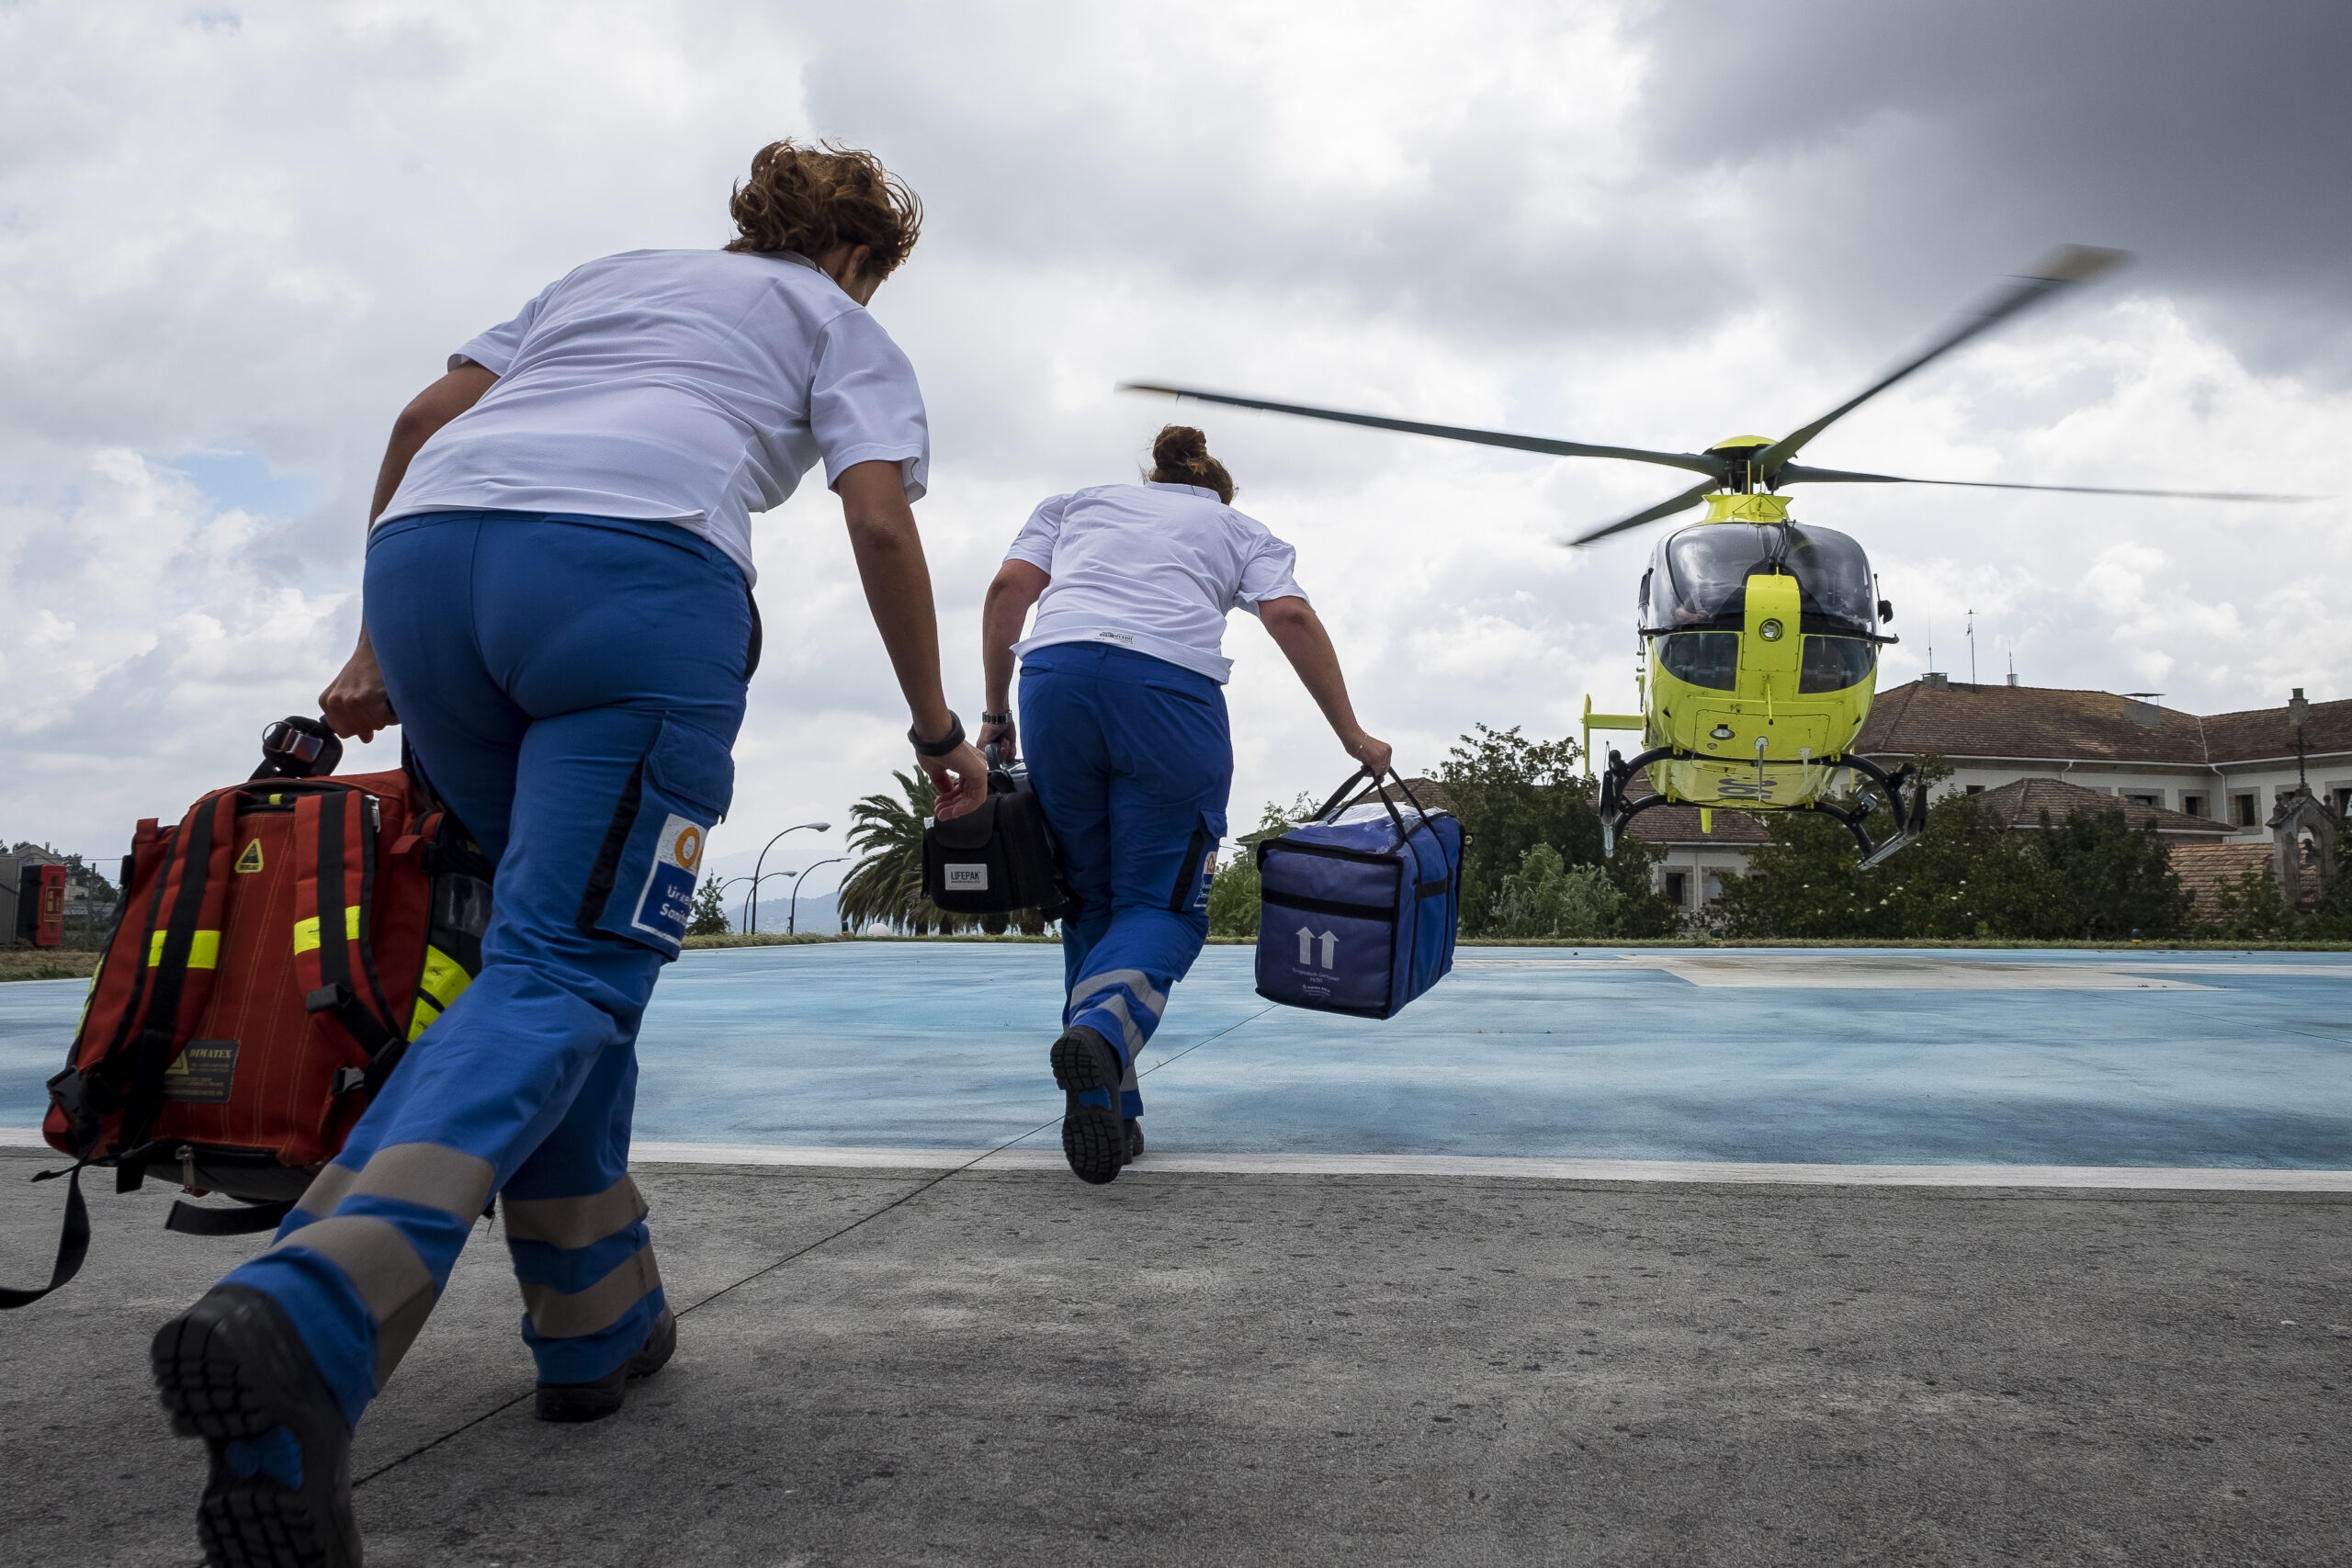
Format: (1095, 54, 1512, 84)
(0, 1164, 90, 1311)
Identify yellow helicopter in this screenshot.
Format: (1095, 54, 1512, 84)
(1126, 246, 2295, 867)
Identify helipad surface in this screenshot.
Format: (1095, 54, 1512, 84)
(6, 943, 2346, 1171)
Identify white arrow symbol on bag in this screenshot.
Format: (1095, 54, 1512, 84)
(1318, 930, 1339, 968)
(1296, 925, 1315, 965)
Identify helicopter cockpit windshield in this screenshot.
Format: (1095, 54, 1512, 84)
(1643, 523, 1882, 695)
(1643, 523, 1877, 636)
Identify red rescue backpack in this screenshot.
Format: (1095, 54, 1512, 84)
(2, 717, 492, 1308)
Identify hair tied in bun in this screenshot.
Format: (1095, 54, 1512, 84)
(1148, 424, 1236, 504)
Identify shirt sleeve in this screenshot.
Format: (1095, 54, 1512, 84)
(1233, 521, 1307, 615)
(1003, 494, 1068, 571)
(810, 309, 932, 502)
(448, 276, 560, 376)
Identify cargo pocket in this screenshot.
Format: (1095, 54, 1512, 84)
(1166, 810, 1225, 914)
(577, 718, 735, 958)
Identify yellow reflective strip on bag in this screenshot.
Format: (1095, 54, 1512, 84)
(417, 945, 470, 1010)
(291, 906, 361, 955)
(406, 995, 440, 1042)
(149, 930, 221, 968)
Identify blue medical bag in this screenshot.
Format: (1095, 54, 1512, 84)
(1254, 770, 1464, 1019)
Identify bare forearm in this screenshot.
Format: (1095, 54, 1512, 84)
(841, 469, 953, 737)
(1263, 598, 1393, 776)
(1265, 603, 1364, 741)
(982, 599, 1023, 715)
(980, 563, 1047, 715)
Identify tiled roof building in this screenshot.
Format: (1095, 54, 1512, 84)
(1626, 679, 2346, 919)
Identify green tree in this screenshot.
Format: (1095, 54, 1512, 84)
(1436, 724, 1675, 938)
(838, 769, 967, 935)
(1489, 843, 1623, 939)
(1717, 792, 2073, 941)
(685, 877, 730, 937)
(2204, 862, 2295, 941)
(2035, 805, 2195, 939)
(2299, 834, 2352, 940)
(1206, 849, 1261, 938)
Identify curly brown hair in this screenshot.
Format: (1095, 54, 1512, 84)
(1148, 425, 1235, 503)
(725, 140, 922, 279)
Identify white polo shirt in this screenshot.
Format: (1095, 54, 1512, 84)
(378, 248, 929, 585)
(1004, 481, 1307, 683)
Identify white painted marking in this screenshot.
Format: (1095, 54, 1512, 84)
(7, 1128, 2333, 1190)
(615, 1138, 2351, 1191)
(1632, 955, 2217, 990)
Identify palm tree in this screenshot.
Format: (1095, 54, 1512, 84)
(837, 769, 967, 934)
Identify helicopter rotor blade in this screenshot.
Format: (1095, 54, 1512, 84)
(1752, 244, 2129, 479)
(1772, 462, 2319, 503)
(1564, 480, 1720, 547)
(1120, 382, 1724, 478)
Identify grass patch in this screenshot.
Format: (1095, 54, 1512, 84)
(0, 950, 100, 982)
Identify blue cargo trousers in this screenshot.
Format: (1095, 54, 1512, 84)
(1019, 642, 1230, 1116)
(219, 511, 752, 1425)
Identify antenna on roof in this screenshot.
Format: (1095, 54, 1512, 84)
(1965, 609, 1976, 687)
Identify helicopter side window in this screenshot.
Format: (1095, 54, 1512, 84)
(1798, 635, 1876, 693)
(1658, 631, 1740, 691)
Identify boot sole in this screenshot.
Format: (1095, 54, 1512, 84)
(152, 1291, 356, 1568)
(1051, 1029, 1125, 1186)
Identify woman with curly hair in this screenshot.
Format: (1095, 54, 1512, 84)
(979, 424, 1391, 1185)
(148, 141, 989, 1568)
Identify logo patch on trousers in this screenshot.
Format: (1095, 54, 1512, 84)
(629, 812, 706, 947)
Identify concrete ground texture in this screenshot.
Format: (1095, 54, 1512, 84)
(2, 944, 2347, 1564)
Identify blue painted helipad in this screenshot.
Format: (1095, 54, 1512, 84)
(5, 945, 2347, 1170)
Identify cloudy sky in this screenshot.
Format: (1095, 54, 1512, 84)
(4, 0, 2346, 904)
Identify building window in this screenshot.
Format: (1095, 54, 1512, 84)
(2124, 793, 2160, 808)
(2232, 794, 2259, 828)
(1663, 871, 1689, 907)
(2335, 787, 2352, 818)
(1703, 874, 1724, 902)
(1964, 784, 1984, 795)
(2180, 794, 2206, 818)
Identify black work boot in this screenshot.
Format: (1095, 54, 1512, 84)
(151, 1285, 359, 1568)
(1124, 1118, 1145, 1164)
(536, 1304, 676, 1423)
(1051, 1024, 1126, 1185)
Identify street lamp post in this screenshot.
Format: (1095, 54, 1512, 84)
(748, 821, 831, 934)
(718, 873, 796, 935)
(786, 857, 848, 936)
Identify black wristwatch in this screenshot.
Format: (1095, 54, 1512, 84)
(980, 710, 1012, 725)
(910, 711, 966, 758)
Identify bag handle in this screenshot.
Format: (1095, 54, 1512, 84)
(1308, 767, 1457, 888)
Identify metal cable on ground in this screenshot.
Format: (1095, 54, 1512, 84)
(355, 1001, 1277, 1487)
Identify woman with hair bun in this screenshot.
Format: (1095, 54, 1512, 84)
(147, 140, 989, 1566)
(979, 425, 1390, 1185)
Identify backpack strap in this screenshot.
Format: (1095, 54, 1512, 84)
(107, 791, 240, 1166)
(0, 1163, 91, 1310)
(293, 789, 401, 1067)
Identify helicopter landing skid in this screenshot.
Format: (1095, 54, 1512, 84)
(1598, 748, 1928, 868)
